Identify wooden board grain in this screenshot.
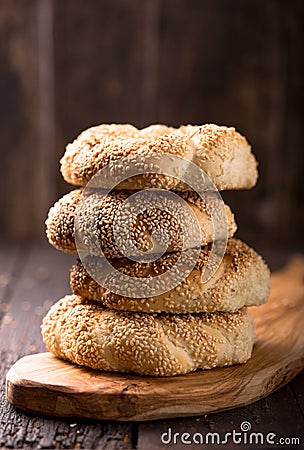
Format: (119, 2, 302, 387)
(5, 256, 304, 422)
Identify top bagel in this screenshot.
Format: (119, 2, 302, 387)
(60, 123, 258, 191)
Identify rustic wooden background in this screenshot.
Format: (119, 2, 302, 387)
(0, 0, 303, 247)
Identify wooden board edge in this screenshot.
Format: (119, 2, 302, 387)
(5, 355, 304, 421)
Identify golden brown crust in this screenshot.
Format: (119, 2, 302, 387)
(138, 124, 175, 139)
(60, 123, 258, 190)
(41, 295, 255, 376)
(70, 239, 270, 313)
(61, 129, 195, 190)
(45, 189, 82, 254)
(45, 189, 237, 257)
(181, 124, 258, 190)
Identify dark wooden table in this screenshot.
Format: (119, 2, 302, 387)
(0, 243, 303, 449)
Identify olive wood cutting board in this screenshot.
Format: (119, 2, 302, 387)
(6, 256, 304, 421)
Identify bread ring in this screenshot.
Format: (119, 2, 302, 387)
(70, 239, 270, 313)
(45, 189, 237, 257)
(60, 123, 258, 190)
(41, 295, 255, 376)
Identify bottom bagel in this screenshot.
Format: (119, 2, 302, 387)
(41, 295, 255, 376)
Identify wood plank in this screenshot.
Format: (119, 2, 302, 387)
(5, 256, 304, 422)
(0, 244, 21, 306)
(0, 244, 133, 449)
(53, 0, 146, 197)
(0, 0, 54, 240)
(291, 370, 304, 418)
(140, 0, 161, 125)
(157, 0, 304, 245)
(275, 0, 304, 242)
(36, 0, 57, 239)
(0, 244, 73, 356)
(137, 384, 303, 449)
(0, 0, 303, 245)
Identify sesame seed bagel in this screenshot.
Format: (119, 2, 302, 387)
(41, 295, 255, 376)
(70, 239, 270, 313)
(60, 123, 258, 190)
(45, 189, 237, 257)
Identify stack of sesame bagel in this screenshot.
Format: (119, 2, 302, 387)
(42, 123, 270, 377)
